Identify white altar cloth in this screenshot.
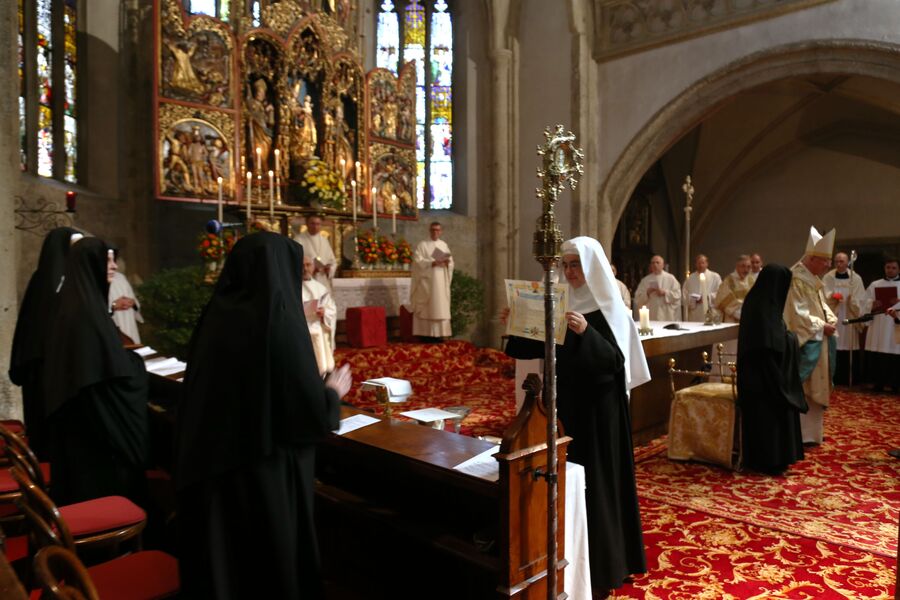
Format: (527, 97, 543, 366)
(332, 277, 411, 320)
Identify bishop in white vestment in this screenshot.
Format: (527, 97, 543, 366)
(411, 222, 453, 338)
(784, 226, 838, 444)
(302, 255, 336, 376)
(634, 255, 681, 321)
(823, 252, 866, 384)
(682, 254, 721, 322)
(294, 214, 336, 291)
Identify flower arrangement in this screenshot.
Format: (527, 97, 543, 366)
(197, 230, 237, 264)
(300, 159, 347, 209)
(379, 235, 399, 264)
(357, 229, 380, 264)
(397, 239, 412, 265)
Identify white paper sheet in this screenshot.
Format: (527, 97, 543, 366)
(399, 408, 461, 422)
(334, 414, 381, 436)
(134, 346, 157, 357)
(453, 445, 500, 481)
(154, 362, 187, 377)
(145, 357, 181, 373)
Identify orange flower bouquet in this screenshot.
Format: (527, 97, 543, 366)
(357, 229, 380, 264)
(379, 236, 399, 265)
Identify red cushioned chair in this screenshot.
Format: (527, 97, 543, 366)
(346, 306, 387, 348)
(0, 423, 50, 526)
(18, 478, 179, 600)
(10, 467, 145, 556)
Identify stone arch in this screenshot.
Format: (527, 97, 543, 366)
(600, 39, 900, 241)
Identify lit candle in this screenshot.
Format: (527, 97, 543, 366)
(351, 180, 357, 224)
(274, 148, 280, 174)
(246, 171, 252, 221)
(355, 160, 361, 182)
(639, 305, 650, 331)
(217, 176, 223, 223)
(699, 272, 708, 314)
(371, 186, 378, 230)
(257, 173, 262, 208)
(268, 170, 274, 219)
(391, 193, 397, 234)
(256, 146, 262, 171)
(274, 149, 281, 204)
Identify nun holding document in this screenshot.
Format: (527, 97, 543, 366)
(505, 236, 651, 597)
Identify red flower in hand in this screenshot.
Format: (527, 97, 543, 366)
(832, 292, 843, 301)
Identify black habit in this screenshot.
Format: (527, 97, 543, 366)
(507, 309, 646, 592)
(175, 232, 341, 600)
(42, 237, 150, 505)
(9, 227, 79, 457)
(737, 264, 807, 475)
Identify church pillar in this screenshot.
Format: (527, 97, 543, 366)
(0, 0, 22, 419)
(486, 0, 519, 347)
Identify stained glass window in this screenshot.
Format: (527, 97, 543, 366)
(251, 0, 261, 26)
(20, 0, 80, 182)
(186, 0, 217, 16)
(377, 0, 453, 210)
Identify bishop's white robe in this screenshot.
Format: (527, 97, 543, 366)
(682, 269, 722, 322)
(303, 278, 336, 376)
(108, 272, 143, 344)
(411, 239, 453, 337)
(784, 261, 837, 445)
(634, 272, 681, 321)
(615, 279, 631, 309)
(823, 269, 866, 351)
(294, 231, 337, 291)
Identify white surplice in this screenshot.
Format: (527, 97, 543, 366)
(615, 278, 632, 309)
(294, 231, 337, 291)
(303, 278, 336, 375)
(823, 269, 866, 351)
(634, 271, 681, 321)
(682, 269, 722, 322)
(410, 239, 453, 337)
(108, 272, 143, 344)
(863, 278, 900, 355)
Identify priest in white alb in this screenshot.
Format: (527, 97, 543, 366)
(784, 226, 838, 445)
(682, 254, 721, 322)
(863, 257, 900, 393)
(634, 255, 681, 321)
(294, 214, 336, 291)
(302, 254, 336, 376)
(411, 221, 453, 339)
(823, 252, 866, 385)
(109, 266, 143, 344)
(611, 264, 632, 309)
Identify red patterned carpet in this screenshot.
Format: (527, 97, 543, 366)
(619, 388, 900, 599)
(335, 343, 899, 598)
(334, 340, 516, 438)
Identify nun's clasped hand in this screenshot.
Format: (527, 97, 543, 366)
(566, 311, 587, 335)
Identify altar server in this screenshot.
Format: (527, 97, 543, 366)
(411, 221, 454, 339)
(9, 227, 81, 458)
(175, 232, 351, 599)
(294, 214, 337, 290)
(784, 226, 838, 445)
(42, 238, 150, 505)
(634, 255, 681, 321)
(682, 254, 721, 322)
(822, 252, 866, 385)
(303, 254, 336, 375)
(863, 257, 900, 393)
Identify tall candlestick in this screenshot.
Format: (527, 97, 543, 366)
(217, 176, 223, 223)
(274, 149, 281, 204)
(245, 171, 252, 222)
(639, 305, 651, 330)
(391, 193, 397, 234)
(371, 186, 378, 230)
(274, 148, 280, 174)
(355, 160, 361, 182)
(257, 173, 262, 207)
(699, 272, 708, 314)
(351, 180, 357, 224)
(268, 170, 274, 219)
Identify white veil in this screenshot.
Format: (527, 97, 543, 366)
(562, 237, 651, 391)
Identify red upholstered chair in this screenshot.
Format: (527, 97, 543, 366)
(10, 468, 145, 556)
(345, 306, 388, 348)
(18, 479, 179, 600)
(0, 423, 50, 525)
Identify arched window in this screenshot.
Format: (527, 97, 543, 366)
(376, 0, 453, 210)
(18, 0, 79, 182)
(182, 0, 232, 20)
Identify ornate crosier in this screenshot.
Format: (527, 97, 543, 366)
(532, 124, 582, 600)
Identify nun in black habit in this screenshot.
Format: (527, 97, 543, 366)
(507, 236, 652, 596)
(42, 237, 150, 506)
(738, 264, 807, 475)
(175, 232, 351, 600)
(9, 227, 81, 457)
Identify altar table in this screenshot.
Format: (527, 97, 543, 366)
(332, 276, 411, 320)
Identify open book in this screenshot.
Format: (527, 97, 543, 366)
(303, 298, 319, 319)
(431, 247, 451, 262)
